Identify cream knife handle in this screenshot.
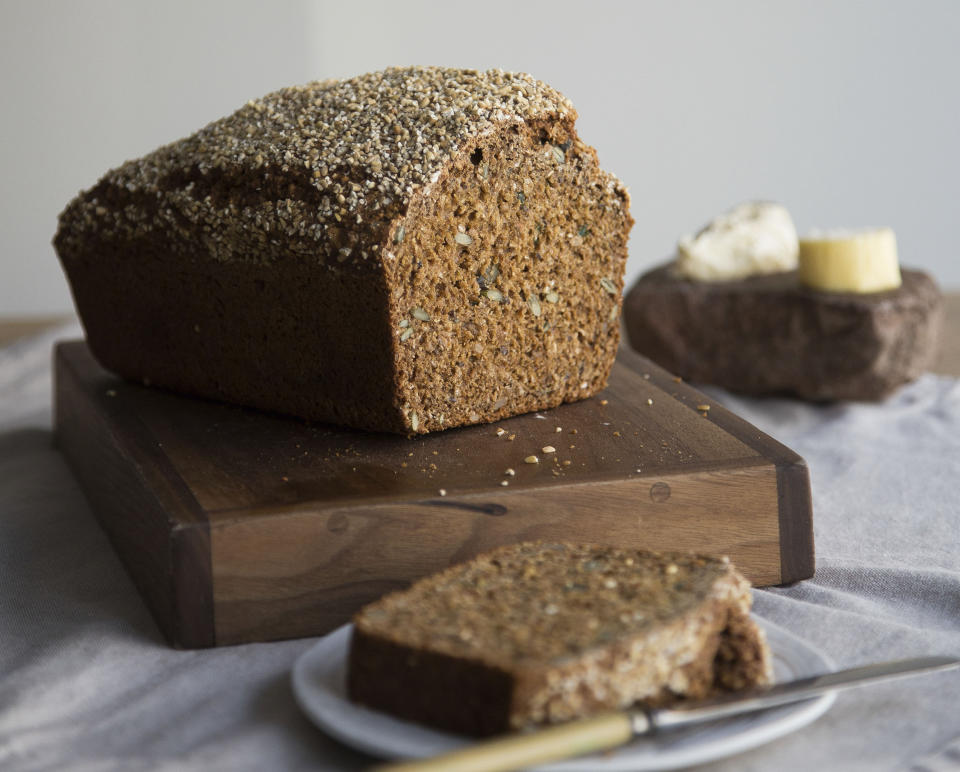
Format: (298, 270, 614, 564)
(372, 711, 643, 772)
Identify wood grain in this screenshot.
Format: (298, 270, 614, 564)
(54, 339, 813, 648)
(54, 343, 214, 647)
(211, 462, 782, 642)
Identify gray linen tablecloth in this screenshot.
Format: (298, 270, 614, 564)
(1, 323, 958, 771)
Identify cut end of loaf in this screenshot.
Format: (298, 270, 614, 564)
(386, 120, 632, 433)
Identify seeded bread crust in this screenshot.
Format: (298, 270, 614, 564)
(54, 66, 633, 434)
(347, 542, 772, 737)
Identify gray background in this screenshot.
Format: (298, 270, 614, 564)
(3, 0, 958, 314)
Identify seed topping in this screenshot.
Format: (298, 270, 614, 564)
(527, 294, 542, 317)
(57, 66, 580, 268)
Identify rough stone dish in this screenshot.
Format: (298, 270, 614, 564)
(624, 263, 941, 401)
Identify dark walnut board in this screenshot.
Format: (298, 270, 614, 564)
(54, 340, 813, 649)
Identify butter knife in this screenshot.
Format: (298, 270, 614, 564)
(375, 656, 959, 772)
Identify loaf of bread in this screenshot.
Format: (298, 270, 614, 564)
(347, 542, 772, 737)
(54, 67, 633, 434)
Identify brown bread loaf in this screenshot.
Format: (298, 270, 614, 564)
(54, 66, 633, 434)
(347, 542, 772, 737)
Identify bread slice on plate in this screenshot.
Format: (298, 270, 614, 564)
(347, 542, 772, 737)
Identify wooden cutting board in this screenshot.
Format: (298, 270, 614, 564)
(54, 340, 813, 649)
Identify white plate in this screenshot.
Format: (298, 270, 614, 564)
(292, 618, 835, 771)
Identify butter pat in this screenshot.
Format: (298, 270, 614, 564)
(676, 202, 799, 281)
(799, 227, 901, 293)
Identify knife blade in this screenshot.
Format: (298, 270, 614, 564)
(650, 655, 958, 730)
(375, 656, 959, 772)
